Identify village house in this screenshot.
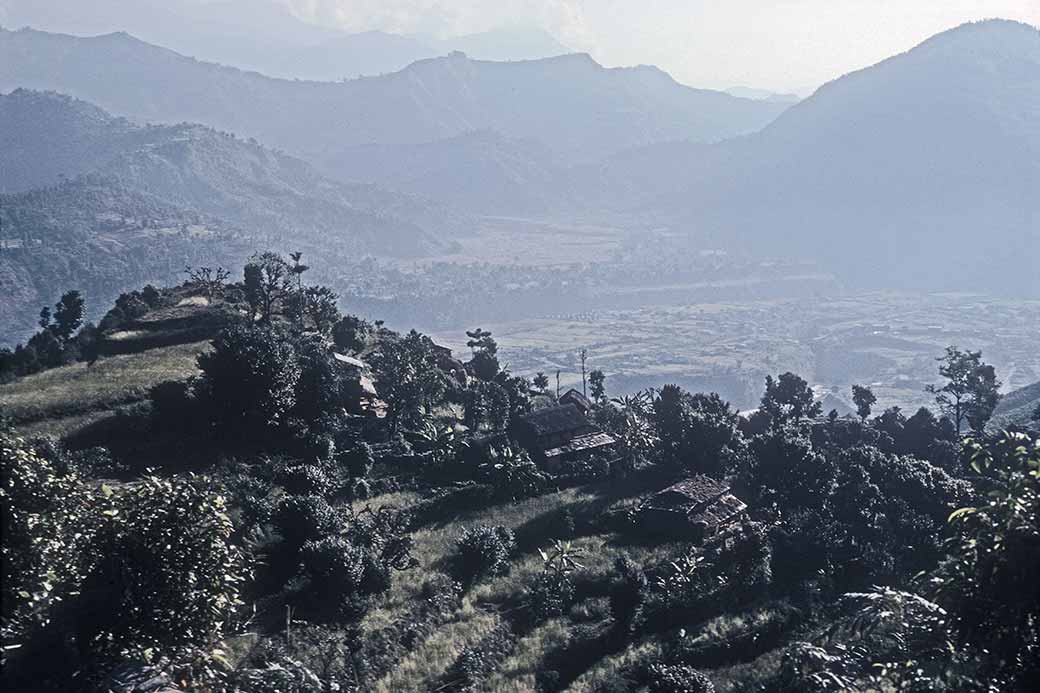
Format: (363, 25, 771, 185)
(638, 476, 748, 541)
(559, 388, 594, 415)
(332, 352, 386, 418)
(509, 403, 616, 470)
(431, 343, 468, 386)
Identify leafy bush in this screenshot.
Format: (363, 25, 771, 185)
(297, 537, 388, 621)
(1, 432, 95, 652)
(277, 464, 331, 497)
(80, 475, 247, 653)
(148, 379, 197, 428)
(291, 341, 346, 429)
(341, 442, 375, 478)
(350, 477, 372, 500)
(528, 569, 576, 623)
(454, 525, 516, 583)
(476, 449, 547, 501)
(332, 315, 372, 353)
(274, 495, 341, 547)
(645, 663, 716, 693)
(447, 623, 515, 691)
(197, 325, 302, 434)
(527, 540, 584, 623)
(290, 429, 338, 464)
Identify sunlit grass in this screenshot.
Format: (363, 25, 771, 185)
(563, 637, 663, 693)
(0, 341, 209, 434)
(709, 646, 787, 693)
(370, 604, 501, 693)
(484, 618, 572, 692)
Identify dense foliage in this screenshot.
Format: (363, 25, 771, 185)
(2, 263, 1035, 692)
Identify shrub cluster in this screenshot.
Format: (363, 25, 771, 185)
(296, 536, 389, 621)
(2, 433, 246, 686)
(644, 663, 716, 693)
(277, 464, 332, 497)
(274, 495, 341, 548)
(454, 525, 516, 583)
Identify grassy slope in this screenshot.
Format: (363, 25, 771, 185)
(0, 341, 208, 437)
(352, 485, 685, 693)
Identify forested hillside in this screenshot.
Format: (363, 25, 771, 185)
(0, 89, 469, 256)
(991, 380, 1040, 430)
(0, 89, 470, 343)
(0, 174, 248, 345)
(1, 263, 1036, 692)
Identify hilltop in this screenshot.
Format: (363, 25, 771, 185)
(0, 89, 469, 254)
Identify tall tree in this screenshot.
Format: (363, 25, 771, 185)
(652, 385, 741, 476)
(288, 251, 309, 292)
(465, 328, 497, 357)
(589, 369, 606, 404)
(243, 252, 292, 324)
(465, 327, 500, 381)
(926, 347, 1002, 435)
(302, 286, 341, 335)
(532, 372, 550, 394)
(197, 325, 302, 433)
(761, 372, 822, 425)
(851, 384, 877, 422)
(371, 330, 446, 433)
(579, 348, 588, 397)
(51, 291, 84, 343)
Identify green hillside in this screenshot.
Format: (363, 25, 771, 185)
(3, 264, 1035, 693)
(0, 174, 249, 345)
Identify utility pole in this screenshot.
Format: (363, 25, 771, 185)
(555, 370, 561, 400)
(580, 348, 588, 397)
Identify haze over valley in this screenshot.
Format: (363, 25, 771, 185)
(2, 16, 1037, 410)
(2, 5, 1039, 693)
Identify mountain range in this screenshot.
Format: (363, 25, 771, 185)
(0, 26, 791, 168)
(307, 18, 1040, 287)
(0, 0, 572, 80)
(589, 19, 1040, 293)
(0, 16, 1037, 344)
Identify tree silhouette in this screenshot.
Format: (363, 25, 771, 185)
(851, 384, 876, 422)
(926, 346, 1001, 435)
(761, 372, 821, 425)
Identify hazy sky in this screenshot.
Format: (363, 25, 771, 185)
(289, 0, 1040, 91)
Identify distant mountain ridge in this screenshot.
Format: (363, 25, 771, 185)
(0, 88, 468, 257)
(0, 26, 791, 168)
(272, 27, 574, 81)
(569, 19, 1040, 294)
(0, 0, 574, 80)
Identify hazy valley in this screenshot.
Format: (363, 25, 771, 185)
(1, 8, 1039, 692)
